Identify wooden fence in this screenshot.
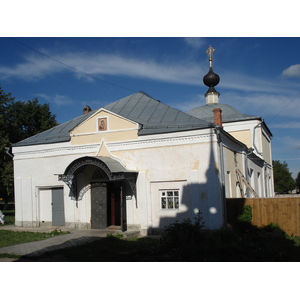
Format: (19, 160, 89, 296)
(226, 197, 300, 236)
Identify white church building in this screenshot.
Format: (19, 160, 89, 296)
(12, 47, 274, 235)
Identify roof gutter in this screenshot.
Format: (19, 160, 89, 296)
(5, 147, 13, 159)
(253, 120, 264, 156)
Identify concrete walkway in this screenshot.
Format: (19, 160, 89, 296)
(0, 225, 140, 261)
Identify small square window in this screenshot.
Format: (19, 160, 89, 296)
(160, 189, 180, 209)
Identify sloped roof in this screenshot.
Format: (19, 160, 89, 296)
(187, 103, 261, 123)
(12, 110, 95, 147)
(13, 91, 212, 147)
(104, 91, 211, 135)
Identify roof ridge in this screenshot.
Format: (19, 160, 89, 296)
(138, 90, 154, 99)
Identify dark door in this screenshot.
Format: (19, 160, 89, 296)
(108, 185, 121, 226)
(52, 187, 65, 226)
(120, 186, 127, 232)
(91, 183, 107, 229)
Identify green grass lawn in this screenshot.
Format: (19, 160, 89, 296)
(0, 229, 69, 248)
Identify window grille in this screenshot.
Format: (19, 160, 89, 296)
(160, 189, 179, 209)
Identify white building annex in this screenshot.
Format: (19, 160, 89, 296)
(12, 47, 274, 235)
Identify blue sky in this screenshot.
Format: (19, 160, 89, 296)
(1, 0, 300, 182)
(1, 36, 300, 178)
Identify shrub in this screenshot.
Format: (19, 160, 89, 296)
(237, 205, 252, 223)
(263, 222, 287, 237)
(235, 205, 259, 234)
(159, 212, 207, 260)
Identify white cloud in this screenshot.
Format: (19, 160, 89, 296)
(0, 48, 299, 102)
(270, 121, 300, 129)
(37, 93, 74, 106)
(184, 37, 206, 49)
(219, 91, 300, 119)
(282, 64, 300, 77)
(173, 94, 204, 112)
(0, 54, 65, 81)
(220, 71, 292, 94)
(0, 51, 205, 85)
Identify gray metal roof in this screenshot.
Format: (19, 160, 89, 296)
(12, 110, 95, 147)
(13, 91, 212, 147)
(104, 91, 211, 135)
(187, 103, 261, 123)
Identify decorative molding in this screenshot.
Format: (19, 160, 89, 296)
(78, 182, 105, 201)
(13, 131, 216, 159)
(70, 127, 137, 137)
(13, 144, 99, 159)
(108, 133, 215, 151)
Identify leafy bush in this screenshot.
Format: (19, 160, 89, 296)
(263, 222, 287, 238)
(237, 205, 252, 223)
(159, 212, 207, 260)
(234, 205, 256, 233)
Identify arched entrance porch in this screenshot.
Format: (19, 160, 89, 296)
(58, 156, 137, 231)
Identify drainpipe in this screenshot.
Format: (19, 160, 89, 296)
(244, 147, 254, 197)
(5, 147, 13, 159)
(253, 120, 263, 157)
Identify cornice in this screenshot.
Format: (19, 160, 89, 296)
(13, 131, 216, 159)
(13, 144, 99, 160)
(108, 132, 215, 151)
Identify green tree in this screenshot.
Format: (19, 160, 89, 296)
(0, 86, 58, 200)
(273, 160, 295, 194)
(295, 172, 300, 192)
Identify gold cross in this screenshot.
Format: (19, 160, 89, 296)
(206, 46, 215, 67)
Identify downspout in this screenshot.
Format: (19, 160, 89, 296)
(264, 162, 268, 197)
(245, 147, 254, 197)
(5, 147, 14, 159)
(253, 120, 263, 156)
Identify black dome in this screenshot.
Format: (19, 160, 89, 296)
(203, 67, 220, 87)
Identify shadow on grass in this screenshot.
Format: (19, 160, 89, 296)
(15, 223, 300, 262)
(17, 236, 161, 262)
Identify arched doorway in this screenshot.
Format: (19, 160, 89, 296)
(58, 156, 137, 231)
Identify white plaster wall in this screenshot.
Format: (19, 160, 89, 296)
(13, 129, 225, 231)
(39, 189, 52, 223)
(115, 135, 224, 231)
(13, 152, 94, 227)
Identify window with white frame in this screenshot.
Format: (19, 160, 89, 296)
(160, 189, 179, 209)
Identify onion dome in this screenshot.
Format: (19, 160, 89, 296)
(203, 67, 220, 88)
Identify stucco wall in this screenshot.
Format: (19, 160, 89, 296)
(13, 128, 226, 231)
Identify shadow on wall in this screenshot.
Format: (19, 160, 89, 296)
(148, 128, 226, 234)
